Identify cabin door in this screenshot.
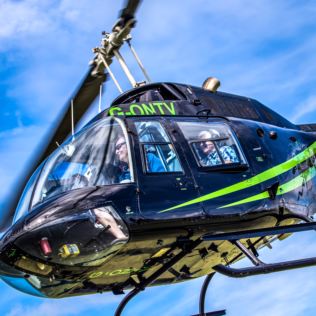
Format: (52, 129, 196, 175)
(174, 119, 277, 216)
(129, 118, 204, 220)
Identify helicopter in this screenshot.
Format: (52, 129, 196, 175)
(1, 1, 316, 316)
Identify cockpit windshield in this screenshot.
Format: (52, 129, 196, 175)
(14, 117, 133, 222)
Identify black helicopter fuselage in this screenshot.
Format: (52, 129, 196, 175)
(1, 82, 316, 298)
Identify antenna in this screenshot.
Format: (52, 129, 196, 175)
(55, 141, 67, 155)
(98, 84, 103, 113)
(71, 99, 75, 139)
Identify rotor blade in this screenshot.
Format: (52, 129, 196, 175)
(0, 0, 142, 232)
(40, 68, 106, 160)
(0, 68, 106, 232)
(118, 0, 141, 25)
(112, 0, 141, 30)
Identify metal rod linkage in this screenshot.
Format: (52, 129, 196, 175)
(231, 240, 264, 267)
(113, 49, 137, 88)
(99, 54, 123, 93)
(127, 39, 151, 83)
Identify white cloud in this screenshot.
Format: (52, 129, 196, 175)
(290, 95, 316, 123)
(0, 124, 45, 201)
(5, 294, 120, 316)
(0, 1, 54, 39)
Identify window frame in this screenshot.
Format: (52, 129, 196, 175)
(19, 117, 136, 215)
(116, 117, 135, 182)
(134, 121, 184, 175)
(177, 121, 248, 171)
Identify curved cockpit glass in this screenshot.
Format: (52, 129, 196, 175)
(14, 117, 133, 223)
(1, 275, 45, 297)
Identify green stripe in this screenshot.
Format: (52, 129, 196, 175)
(219, 167, 316, 208)
(159, 141, 316, 213)
(218, 192, 270, 208)
(277, 167, 316, 195)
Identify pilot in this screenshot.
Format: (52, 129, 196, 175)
(115, 136, 131, 183)
(198, 130, 239, 166)
(115, 135, 165, 181)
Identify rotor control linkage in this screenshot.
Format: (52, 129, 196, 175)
(92, 18, 135, 77)
(126, 35, 151, 83)
(91, 12, 151, 92)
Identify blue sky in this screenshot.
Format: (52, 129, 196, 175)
(1, 0, 316, 315)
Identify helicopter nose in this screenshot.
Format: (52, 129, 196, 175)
(0, 206, 129, 279)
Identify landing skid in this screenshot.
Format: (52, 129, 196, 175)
(114, 237, 203, 316)
(114, 221, 316, 316)
(193, 273, 226, 316)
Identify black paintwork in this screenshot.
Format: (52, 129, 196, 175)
(1, 82, 316, 299)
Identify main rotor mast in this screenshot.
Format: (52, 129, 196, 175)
(91, 13, 151, 93)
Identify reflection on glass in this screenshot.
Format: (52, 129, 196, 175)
(15, 257, 52, 276)
(178, 122, 245, 167)
(15, 117, 134, 216)
(1, 275, 45, 297)
(135, 121, 183, 173)
(13, 165, 42, 223)
(136, 121, 169, 143)
(93, 207, 127, 240)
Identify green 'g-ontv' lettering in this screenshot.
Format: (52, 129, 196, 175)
(108, 102, 176, 116)
(108, 107, 124, 116)
(130, 104, 145, 115)
(164, 102, 176, 115)
(142, 103, 155, 115)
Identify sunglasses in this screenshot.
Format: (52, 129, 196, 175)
(115, 141, 126, 151)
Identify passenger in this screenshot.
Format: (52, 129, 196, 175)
(145, 148, 165, 173)
(198, 130, 239, 166)
(115, 136, 131, 183)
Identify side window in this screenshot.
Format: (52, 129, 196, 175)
(135, 121, 183, 173)
(177, 122, 246, 168)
